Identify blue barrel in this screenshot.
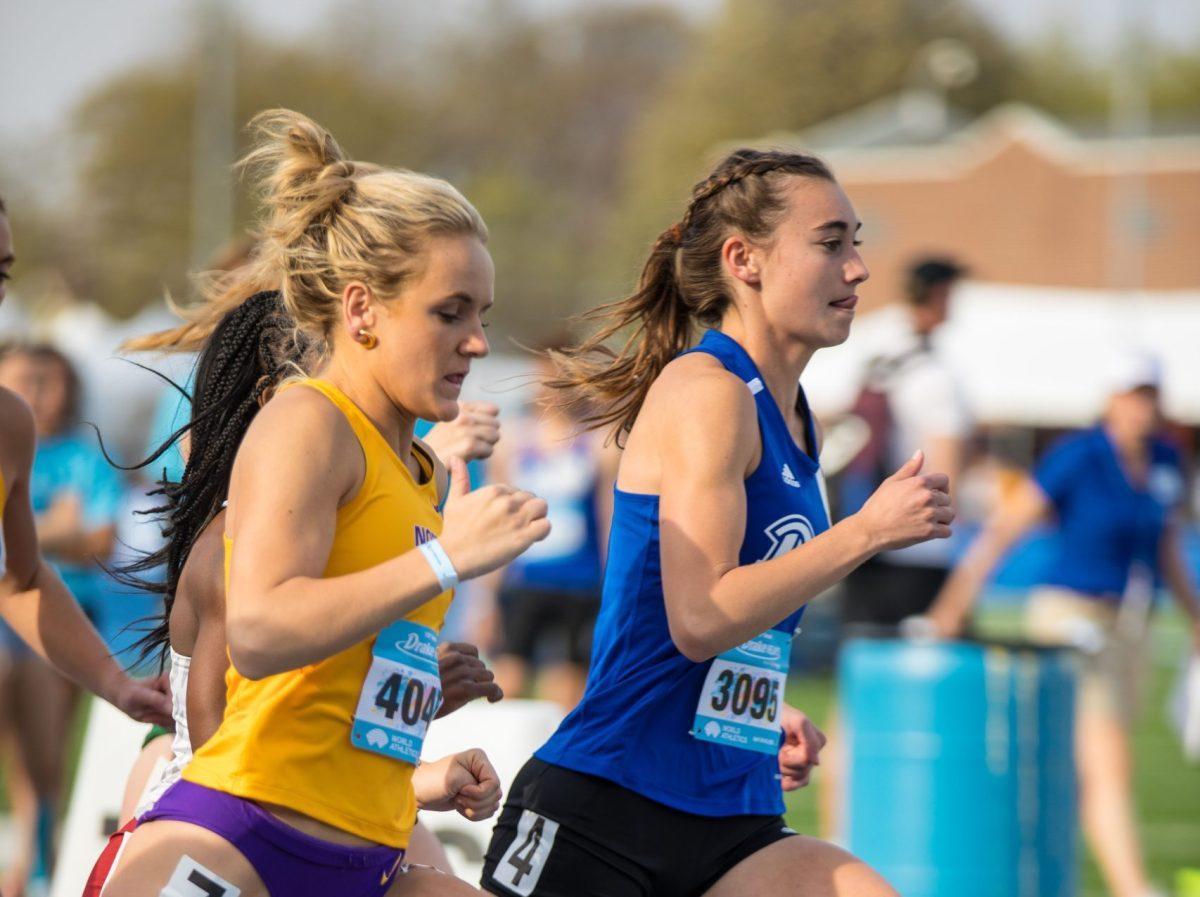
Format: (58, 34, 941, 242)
(840, 640, 1077, 897)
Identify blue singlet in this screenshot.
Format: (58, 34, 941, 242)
(535, 330, 831, 817)
(504, 433, 603, 595)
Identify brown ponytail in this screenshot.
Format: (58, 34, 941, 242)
(549, 149, 834, 444)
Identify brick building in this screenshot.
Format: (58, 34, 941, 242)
(741, 96, 1200, 426)
(753, 95, 1200, 312)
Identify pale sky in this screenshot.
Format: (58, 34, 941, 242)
(1, 0, 1197, 149)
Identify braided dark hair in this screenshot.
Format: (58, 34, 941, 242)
(547, 148, 833, 443)
(113, 291, 314, 668)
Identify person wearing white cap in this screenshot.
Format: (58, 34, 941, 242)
(925, 350, 1200, 897)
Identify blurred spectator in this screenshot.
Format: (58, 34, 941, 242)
(840, 257, 971, 629)
(0, 343, 124, 895)
(480, 353, 618, 711)
(927, 352, 1200, 897)
(819, 257, 971, 841)
(0, 344, 127, 640)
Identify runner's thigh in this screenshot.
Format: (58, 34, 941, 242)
(701, 835, 898, 897)
(101, 819, 268, 897)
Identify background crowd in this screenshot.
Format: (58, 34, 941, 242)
(2, 1, 1200, 896)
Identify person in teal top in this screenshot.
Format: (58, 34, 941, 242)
(145, 377, 191, 486)
(29, 430, 125, 620)
(0, 343, 126, 893)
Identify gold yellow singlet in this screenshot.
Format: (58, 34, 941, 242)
(184, 379, 452, 848)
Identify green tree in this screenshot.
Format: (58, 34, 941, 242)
(68, 34, 428, 319)
(606, 0, 1015, 287)
(54, 5, 688, 337)
(22, 1, 1200, 338)
(1010, 30, 1200, 123)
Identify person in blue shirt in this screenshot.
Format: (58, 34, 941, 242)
(927, 353, 1200, 897)
(482, 350, 618, 712)
(481, 150, 955, 897)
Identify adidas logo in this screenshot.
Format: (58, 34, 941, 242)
(781, 464, 800, 488)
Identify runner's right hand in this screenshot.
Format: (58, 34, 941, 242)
(413, 748, 503, 820)
(422, 401, 501, 463)
(440, 456, 550, 581)
(854, 450, 955, 552)
(112, 670, 174, 728)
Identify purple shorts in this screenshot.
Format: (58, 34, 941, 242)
(140, 780, 405, 897)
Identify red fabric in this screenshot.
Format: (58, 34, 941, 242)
(82, 818, 137, 897)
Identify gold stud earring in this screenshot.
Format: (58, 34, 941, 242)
(357, 329, 378, 350)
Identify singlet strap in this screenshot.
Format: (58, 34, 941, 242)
(681, 330, 762, 390)
(282, 379, 435, 495)
(685, 330, 820, 467)
(285, 378, 381, 460)
(168, 646, 193, 669)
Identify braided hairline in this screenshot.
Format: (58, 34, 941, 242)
(676, 152, 832, 240)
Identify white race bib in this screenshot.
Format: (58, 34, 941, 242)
(691, 628, 790, 755)
(351, 620, 442, 764)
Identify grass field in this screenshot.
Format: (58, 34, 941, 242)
(782, 608, 1200, 896)
(2, 609, 1198, 893)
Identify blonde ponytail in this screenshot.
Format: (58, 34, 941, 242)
(241, 109, 487, 340)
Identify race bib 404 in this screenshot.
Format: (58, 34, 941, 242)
(351, 620, 442, 764)
(691, 628, 790, 755)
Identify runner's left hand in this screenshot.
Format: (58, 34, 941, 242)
(778, 704, 826, 792)
(436, 641, 503, 718)
(414, 749, 503, 820)
(113, 671, 173, 727)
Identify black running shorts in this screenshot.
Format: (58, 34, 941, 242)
(500, 587, 601, 667)
(481, 758, 795, 897)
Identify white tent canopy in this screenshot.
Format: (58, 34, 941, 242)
(803, 283, 1200, 427)
(6, 284, 1199, 443)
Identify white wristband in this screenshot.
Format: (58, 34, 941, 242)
(418, 539, 459, 592)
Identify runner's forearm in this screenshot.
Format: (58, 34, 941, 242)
(227, 547, 447, 679)
(0, 561, 125, 704)
(670, 516, 876, 661)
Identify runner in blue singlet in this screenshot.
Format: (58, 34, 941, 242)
(481, 150, 955, 897)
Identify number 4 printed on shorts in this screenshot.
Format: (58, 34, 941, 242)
(496, 810, 559, 896)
